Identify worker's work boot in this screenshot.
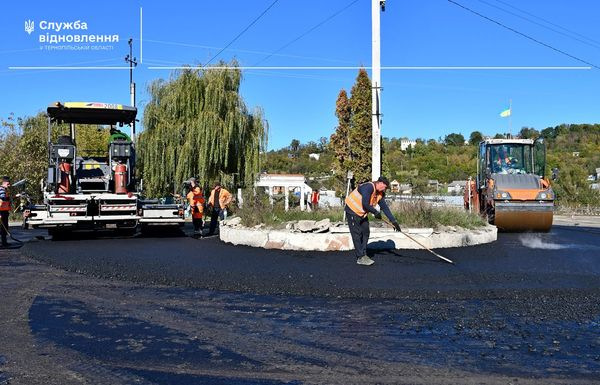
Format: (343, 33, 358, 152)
(356, 256, 375, 266)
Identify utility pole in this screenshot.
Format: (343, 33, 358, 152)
(125, 38, 137, 144)
(371, 0, 385, 180)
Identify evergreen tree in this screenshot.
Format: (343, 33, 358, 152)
(330, 89, 351, 178)
(348, 68, 372, 183)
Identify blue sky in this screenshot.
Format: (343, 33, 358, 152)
(1, 0, 599, 150)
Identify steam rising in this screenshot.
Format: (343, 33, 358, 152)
(519, 235, 567, 250)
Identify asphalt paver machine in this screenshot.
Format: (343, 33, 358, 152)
(25, 102, 184, 236)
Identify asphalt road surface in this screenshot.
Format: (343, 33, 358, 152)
(1, 219, 600, 384)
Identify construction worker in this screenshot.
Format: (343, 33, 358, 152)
(345, 176, 401, 266)
(186, 178, 205, 236)
(207, 182, 232, 236)
(0, 176, 11, 247)
(310, 189, 320, 210)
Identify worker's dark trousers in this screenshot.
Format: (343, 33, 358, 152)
(346, 209, 369, 258)
(192, 218, 203, 233)
(0, 210, 8, 245)
(208, 208, 224, 235)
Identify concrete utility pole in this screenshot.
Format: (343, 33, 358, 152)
(371, 0, 385, 180)
(125, 38, 137, 144)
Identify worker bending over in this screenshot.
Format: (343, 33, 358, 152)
(345, 176, 401, 266)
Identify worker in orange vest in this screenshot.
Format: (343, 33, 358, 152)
(310, 189, 320, 210)
(0, 176, 11, 247)
(345, 176, 401, 266)
(207, 182, 232, 236)
(186, 178, 205, 236)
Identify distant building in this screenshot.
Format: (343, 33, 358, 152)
(255, 173, 311, 211)
(428, 179, 440, 192)
(308, 153, 321, 161)
(400, 139, 416, 151)
(399, 183, 412, 194)
(448, 180, 467, 195)
(317, 188, 342, 208)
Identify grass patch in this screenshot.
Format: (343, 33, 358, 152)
(236, 191, 486, 230)
(388, 200, 486, 229)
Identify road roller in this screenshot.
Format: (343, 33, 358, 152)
(464, 138, 554, 232)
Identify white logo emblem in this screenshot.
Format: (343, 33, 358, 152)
(25, 20, 34, 35)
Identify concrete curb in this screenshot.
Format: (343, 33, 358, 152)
(220, 224, 497, 251)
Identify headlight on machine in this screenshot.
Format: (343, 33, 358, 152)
(536, 190, 554, 200)
(495, 191, 512, 199)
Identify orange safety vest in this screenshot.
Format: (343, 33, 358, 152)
(208, 187, 232, 209)
(345, 182, 383, 218)
(187, 187, 205, 219)
(0, 187, 10, 211)
(311, 191, 319, 204)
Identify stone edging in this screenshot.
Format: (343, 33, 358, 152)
(219, 225, 497, 251)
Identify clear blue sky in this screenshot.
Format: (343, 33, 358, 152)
(2, 0, 599, 150)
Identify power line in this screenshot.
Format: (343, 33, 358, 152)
(254, 0, 361, 66)
(477, 0, 600, 50)
(492, 0, 600, 47)
(447, 0, 600, 70)
(205, 0, 281, 66)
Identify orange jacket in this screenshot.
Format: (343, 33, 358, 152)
(186, 186, 205, 219)
(208, 187, 232, 209)
(344, 182, 383, 218)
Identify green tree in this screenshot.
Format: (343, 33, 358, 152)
(444, 133, 465, 146)
(330, 89, 351, 178)
(347, 68, 372, 183)
(139, 61, 268, 196)
(519, 127, 540, 139)
(290, 139, 300, 153)
(469, 131, 483, 146)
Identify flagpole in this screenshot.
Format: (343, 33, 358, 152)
(508, 99, 512, 136)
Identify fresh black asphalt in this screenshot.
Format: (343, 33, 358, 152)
(1, 223, 599, 384)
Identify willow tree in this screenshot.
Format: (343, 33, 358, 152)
(139, 61, 268, 197)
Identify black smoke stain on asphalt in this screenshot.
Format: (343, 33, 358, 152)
(29, 296, 262, 370)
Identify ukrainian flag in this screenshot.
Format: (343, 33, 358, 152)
(499, 108, 511, 118)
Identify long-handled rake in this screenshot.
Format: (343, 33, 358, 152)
(381, 217, 454, 265)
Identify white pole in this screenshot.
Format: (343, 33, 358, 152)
(371, 0, 382, 180)
(284, 185, 289, 211)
